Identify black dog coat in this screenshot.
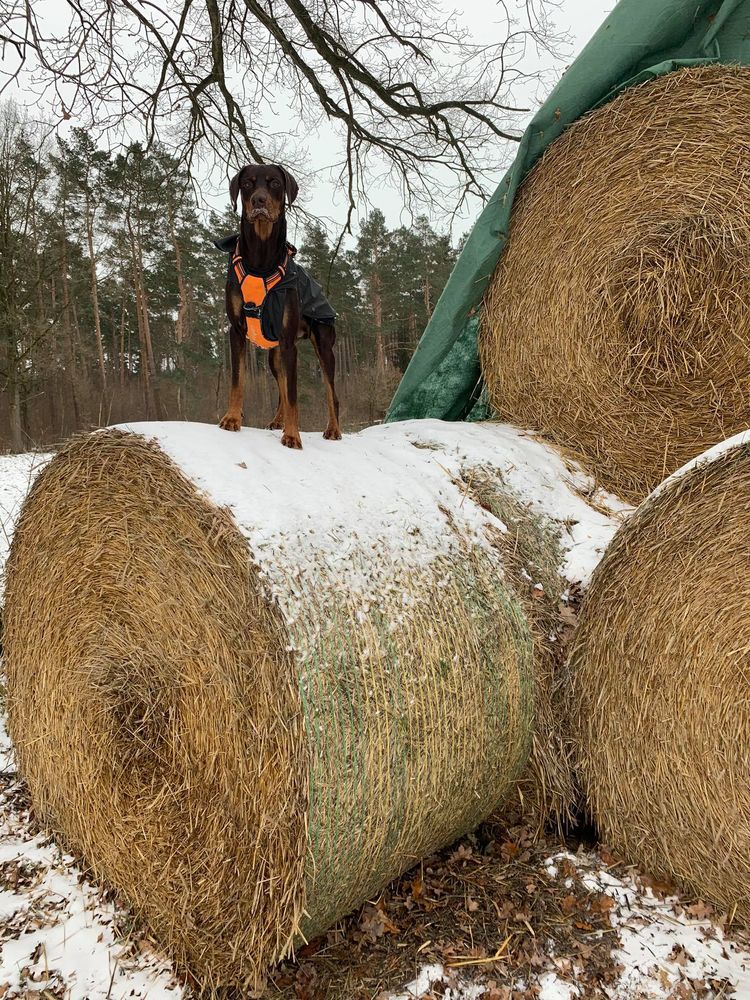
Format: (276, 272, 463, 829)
(214, 233, 336, 347)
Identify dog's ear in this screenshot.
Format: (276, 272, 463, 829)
(229, 166, 247, 212)
(277, 165, 299, 207)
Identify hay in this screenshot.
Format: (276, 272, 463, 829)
(480, 64, 750, 503)
(461, 469, 574, 829)
(567, 432, 750, 919)
(3, 427, 535, 990)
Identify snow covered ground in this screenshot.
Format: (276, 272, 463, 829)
(0, 716, 182, 999)
(0, 452, 51, 601)
(385, 855, 750, 999)
(3, 749, 750, 1000)
(2, 429, 750, 998)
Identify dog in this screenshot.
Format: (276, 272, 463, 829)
(215, 163, 341, 449)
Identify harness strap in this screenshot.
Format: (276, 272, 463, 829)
(232, 242, 296, 349)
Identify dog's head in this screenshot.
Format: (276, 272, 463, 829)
(229, 164, 299, 234)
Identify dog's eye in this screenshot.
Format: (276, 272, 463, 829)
(269, 178, 281, 189)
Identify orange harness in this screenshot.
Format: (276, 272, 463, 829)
(232, 241, 296, 349)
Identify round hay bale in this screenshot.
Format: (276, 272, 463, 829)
(3, 423, 539, 989)
(567, 431, 750, 917)
(480, 64, 750, 503)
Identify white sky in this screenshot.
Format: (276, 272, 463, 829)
(5, 0, 614, 241)
(288, 0, 614, 240)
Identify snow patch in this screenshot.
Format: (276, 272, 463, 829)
(649, 426, 750, 502)
(386, 963, 486, 999)
(538, 972, 580, 999)
(574, 856, 750, 998)
(115, 420, 629, 627)
(0, 715, 182, 1000)
(0, 452, 51, 601)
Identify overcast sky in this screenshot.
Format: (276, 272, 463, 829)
(287, 0, 615, 241)
(7, 0, 614, 241)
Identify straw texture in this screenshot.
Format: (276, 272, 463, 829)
(480, 65, 750, 502)
(567, 439, 750, 918)
(3, 430, 534, 989)
(462, 469, 573, 829)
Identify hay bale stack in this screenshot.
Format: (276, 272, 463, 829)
(3, 420, 630, 986)
(4, 422, 546, 989)
(568, 431, 750, 917)
(480, 64, 750, 503)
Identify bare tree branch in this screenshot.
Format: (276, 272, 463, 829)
(0, 0, 567, 220)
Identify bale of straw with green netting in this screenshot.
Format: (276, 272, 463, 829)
(460, 468, 573, 827)
(480, 64, 750, 503)
(567, 432, 750, 919)
(3, 424, 548, 990)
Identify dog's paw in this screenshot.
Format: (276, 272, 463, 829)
(219, 412, 242, 432)
(267, 419, 284, 431)
(281, 432, 303, 450)
(323, 426, 342, 440)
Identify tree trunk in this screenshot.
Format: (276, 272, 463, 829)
(137, 264, 161, 417)
(60, 254, 81, 428)
(171, 223, 190, 420)
(423, 261, 432, 318)
(126, 208, 161, 419)
(8, 380, 23, 452)
(119, 297, 127, 389)
(131, 260, 152, 414)
(171, 223, 190, 350)
(371, 270, 386, 374)
(409, 310, 418, 348)
(85, 193, 107, 393)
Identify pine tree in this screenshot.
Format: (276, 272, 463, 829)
(0, 98, 463, 448)
(53, 130, 111, 395)
(0, 106, 50, 449)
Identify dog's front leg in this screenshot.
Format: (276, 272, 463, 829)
(278, 300, 302, 449)
(220, 323, 246, 432)
(267, 348, 284, 430)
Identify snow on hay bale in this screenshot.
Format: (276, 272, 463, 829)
(480, 64, 750, 503)
(2, 420, 625, 988)
(567, 430, 750, 919)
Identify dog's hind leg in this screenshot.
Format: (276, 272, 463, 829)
(267, 348, 284, 430)
(276, 300, 303, 450)
(312, 324, 342, 440)
(220, 324, 247, 432)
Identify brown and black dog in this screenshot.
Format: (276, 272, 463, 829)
(218, 163, 341, 449)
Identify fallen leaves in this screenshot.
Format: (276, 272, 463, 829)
(269, 828, 589, 995)
(356, 902, 400, 944)
(598, 846, 621, 868)
(560, 894, 577, 916)
(638, 871, 678, 898)
(685, 900, 715, 921)
(269, 820, 750, 1000)
(589, 892, 616, 916)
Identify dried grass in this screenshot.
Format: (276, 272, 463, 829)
(480, 65, 750, 503)
(3, 430, 534, 989)
(464, 469, 574, 830)
(4, 432, 305, 991)
(566, 440, 750, 919)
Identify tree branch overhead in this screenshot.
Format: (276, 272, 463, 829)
(0, 0, 565, 215)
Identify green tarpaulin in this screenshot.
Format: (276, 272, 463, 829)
(385, 0, 750, 425)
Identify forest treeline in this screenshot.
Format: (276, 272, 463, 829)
(0, 107, 459, 452)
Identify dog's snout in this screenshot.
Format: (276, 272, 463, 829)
(252, 192, 268, 205)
